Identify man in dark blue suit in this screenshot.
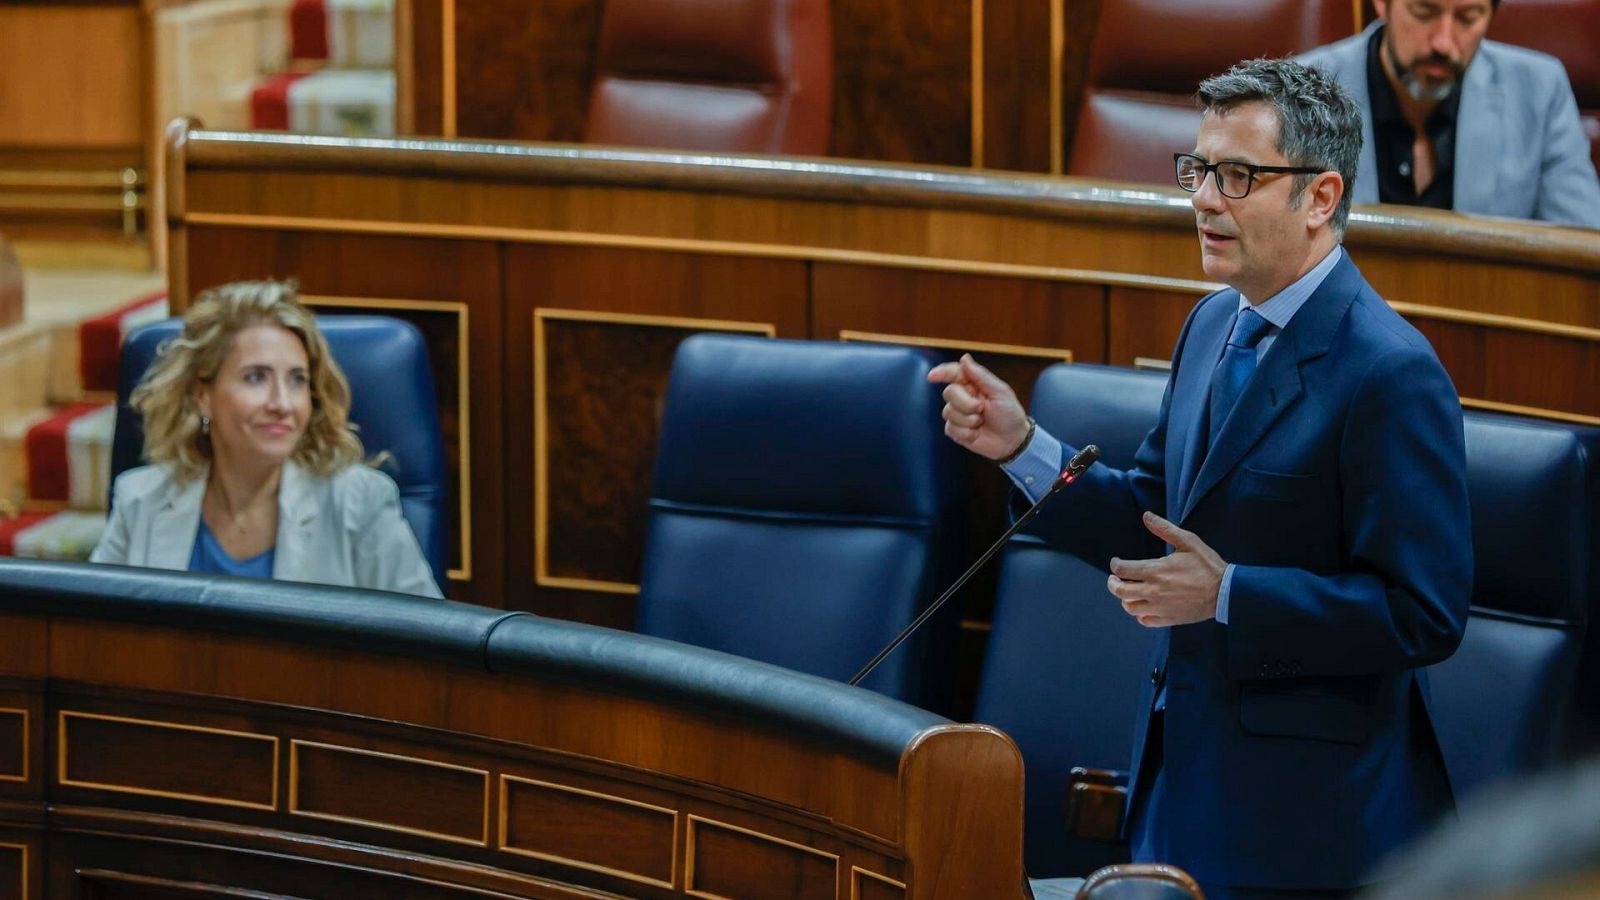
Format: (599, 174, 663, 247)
(932, 58, 1472, 899)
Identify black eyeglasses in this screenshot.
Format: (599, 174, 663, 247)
(1173, 153, 1325, 199)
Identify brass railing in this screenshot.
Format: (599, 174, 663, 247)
(0, 167, 146, 236)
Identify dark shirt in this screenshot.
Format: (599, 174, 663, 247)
(1367, 25, 1460, 209)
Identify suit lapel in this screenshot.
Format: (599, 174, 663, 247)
(273, 461, 318, 579)
(146, 471, 206, 569)
(1453, 50, 1502, 214)
(1178, 254, 1363, 523)
(1169, 298, 1234, 520)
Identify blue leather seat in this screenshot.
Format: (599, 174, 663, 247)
(110, 315, 449, 589)
(981, 362, 1599, 877)
(975, 363, 1166, 877)
(635, 334, 966, 708)
(1428, 413, 1597, 799)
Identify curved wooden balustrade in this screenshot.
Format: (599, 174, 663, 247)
(161, 118, 1600, 636)
(0, 559, 1026, 899)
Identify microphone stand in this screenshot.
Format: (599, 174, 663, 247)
(848, 444, 1101, 687)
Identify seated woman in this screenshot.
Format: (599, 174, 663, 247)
(91, 280, 443, 598)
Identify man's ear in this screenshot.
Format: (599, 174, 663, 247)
(1372, 0, 1390, 20)
(1304, 171, 1344, 230)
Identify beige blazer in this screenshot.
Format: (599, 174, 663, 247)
(90, 460, 443, 598)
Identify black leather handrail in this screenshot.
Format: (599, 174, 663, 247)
(0, 558, 947, 765)
(486, 615, 947, 764)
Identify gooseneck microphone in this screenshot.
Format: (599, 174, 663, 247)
(848, 443, 1102, 687)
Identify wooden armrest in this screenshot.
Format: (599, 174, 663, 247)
(1077, 863, 1203, 900)
(1067, 767, 1127, 842)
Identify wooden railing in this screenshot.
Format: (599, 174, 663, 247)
(0, 558, 1026, 899)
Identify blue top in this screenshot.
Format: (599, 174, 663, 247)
(188, 518, 276, 579)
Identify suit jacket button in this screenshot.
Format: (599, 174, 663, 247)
(1151, 668, 1161, 685)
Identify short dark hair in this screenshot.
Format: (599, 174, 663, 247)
(1196, 58, 1363, 232)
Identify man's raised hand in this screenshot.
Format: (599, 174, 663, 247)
(927, 353, 1031, 461)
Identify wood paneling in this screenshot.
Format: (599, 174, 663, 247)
(855, 868, 907, 900)
(1415, 318, 1600, 419)
(1107, 286, 1200, 367)
(536, 316, 703, 591)
(406, 0, 445, 135)
(0, 616, 45, 678)
(830, 0, 971, 165)
(290, 741, 489, 845)
(1056, 0, 1105, 172)
(0, 708, 24, 782)
(182, 226, 505, 604)
(0, 838, 24, 900)
(500, 776, 676, 888)
(812, 263, 1105, 356)
(506, 245, 806, 616)
(2, 588, 1027, 898)
(452, 0, 599, 142)
(982, 0, 1055, 172)
(58, 711, 277, 810)
(0, 6, 144, 148)
(46, 622, 906, 842)
(687, 816, 837, 899)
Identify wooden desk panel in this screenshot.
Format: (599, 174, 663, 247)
(0, 578, 1026, 900)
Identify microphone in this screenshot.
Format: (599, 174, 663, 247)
(848, 443, 1102, 687)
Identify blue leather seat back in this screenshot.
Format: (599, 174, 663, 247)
(636, 334, 964, 705)
(975, 363, 1167, 876)
(111, 316, 449, 589)
(1427, 414, 1597, 799)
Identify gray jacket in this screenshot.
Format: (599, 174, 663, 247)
(91, 460, 442, 598)
(1297, 21, 1600, 230)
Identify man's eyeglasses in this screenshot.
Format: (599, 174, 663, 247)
(1173, 153, 1325, 199)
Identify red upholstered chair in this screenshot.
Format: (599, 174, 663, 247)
(584, 0, 833, 155)
(1488, 0, 1600, 172)
(1068, 0, 1356, 184)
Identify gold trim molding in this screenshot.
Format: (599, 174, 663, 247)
(970, 0, 985, 169)
(57, 711, 278, 811)
(1460, 397, 1600, 427)
(300, 294, 475, 582)
(497, 774, 678, 889)
(288, 739, 491, 847)
(532, 308, 776, 596)
(852, 865, 907, 899)
(0, 707, 26, 783)
(441, 0, 457, 137)
(180, 212, 1222, 296)
(1049, 0, 1064, 175)
(840, 330, 1074, 363)
(1389, 300, 1600, 343)
(684, 814, 839, 900)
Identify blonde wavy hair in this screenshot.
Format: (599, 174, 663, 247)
(131, 279, 364, 482)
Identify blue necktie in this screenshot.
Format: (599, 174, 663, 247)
(1207, 307, 1272, 446)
